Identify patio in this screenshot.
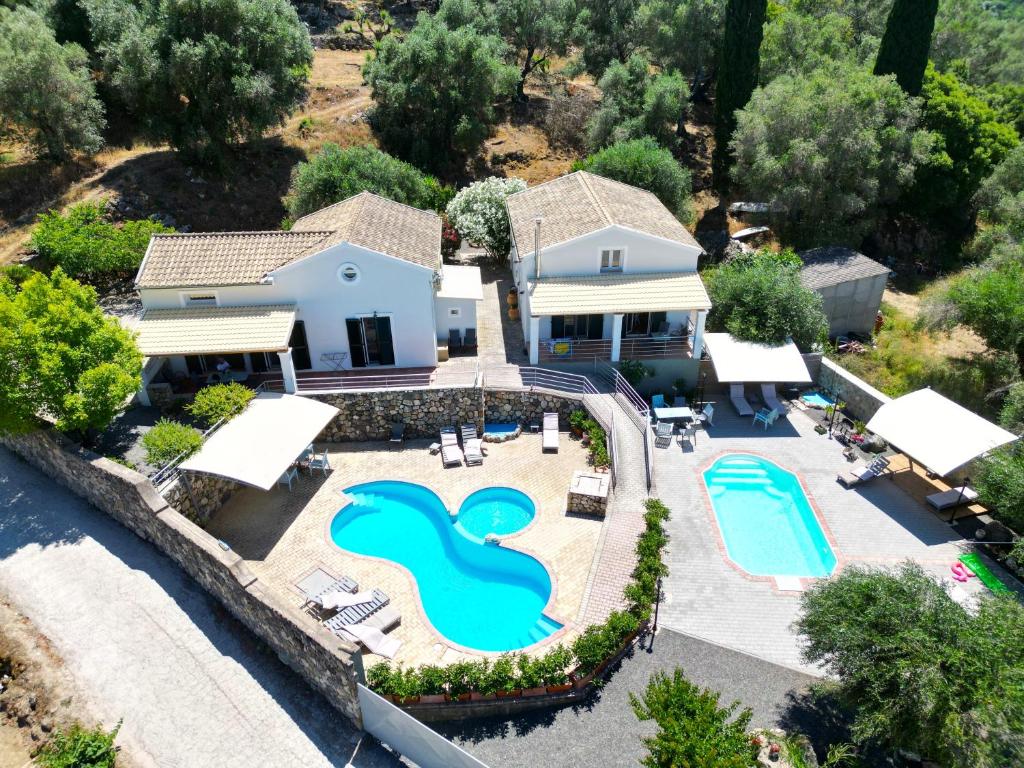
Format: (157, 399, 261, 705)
(654, 400, 998, 673)
(204, 432, 604, 668)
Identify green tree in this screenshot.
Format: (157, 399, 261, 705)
(636, 0, 725, 95)
(0, 6, 105, 162)
(931, 0, 1024, 87)
(496, 0, 571, 99)
(283, 144, 450, 220)
(0, 269, 141, 437)
(873, 0, 938, 96)
(971, 143, 1024, 260)
(630, 668, 756, 768)
(759, 9, 862, 84)
(706, 249, 828, 350)
(976, 445, 1024, 531)
(574, 137, 693, 219)
(87, 0, 312, 164)
(364, 14, 518, 168)
(731, 63, 931, 246)
(587, 54, 688, 150)
(1000, 382, 1024, 434)
(445, 176, 527, 260)
(142, 418, 203, 465)
(569, 0, 642, 77)
(797, 563, 1024, 767)
(790, 0, 891, 44)
(712, 0, 767, 190)
(32, 201, 173, 280)
(947, 259, 1024, 374)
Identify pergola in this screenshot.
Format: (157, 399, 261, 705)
(703, 333, 812, 384)
(179, 392, 339, 490)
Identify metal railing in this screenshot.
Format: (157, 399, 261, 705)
(596, 361, 653, 492)
(537, 335, 693, 363)
(293, 364, 479, 394)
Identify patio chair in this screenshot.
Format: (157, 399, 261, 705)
(654, 420, 673, 448)
(542, 412, 559, 452)
(440, 427, 464, 467)
(464, 328, 477, 351)
(696, 403, 714, 429)
(730, 384, 754, 416)
(651, 394, 667, 410)
(672, 395, 687, 407)
(927, 485, 980, 511)
(298, 443, 314, 464)
(307, 448, 331, 476)
(461, 423, 484, 466)
(761, 383, 787, 415)
(679, 424, 697, 448)
(389, 422, 405, 444)
(323, 588, 391, 629)
(753, 408, 781, 430)
(837, 456, 891, 488)
(449, 328, 462, 351)
(277, 465, 298, 491)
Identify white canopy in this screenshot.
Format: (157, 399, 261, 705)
(866, 389, 1018, 477)
(180, 393, 339, 490)
(704, 333, 812, 384)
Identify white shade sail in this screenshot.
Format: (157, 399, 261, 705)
(704, 333, 812, 383)
(866, 389, 1018, 477)
(180, 393, 339, 490)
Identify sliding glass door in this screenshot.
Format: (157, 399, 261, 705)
(346, 315, 395, 367)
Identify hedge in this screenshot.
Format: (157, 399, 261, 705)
(185, 382, 255, 428)
(141, 419, 202, 466)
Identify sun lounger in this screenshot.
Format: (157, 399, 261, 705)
(440, 427, 463, 467)
(338, 622, 402, 659)
(730, 384, 754, 416)
(696, 403, 714, 428)
(320, 589, 379, 612)
(323, 588, 390, 629)
(542, 412, 559, 452)
(654, 420, 673, 448)
(297, 570, 359, 618)
(760, 384, 786, 415)
(461, 424, 484, 466)
(927, 486, 979, 511)
(389, 422, 405, 444)
(837, 456, 891, 488)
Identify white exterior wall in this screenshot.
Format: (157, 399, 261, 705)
(434, 297, 479, 342)
(139, 243, 439, 370)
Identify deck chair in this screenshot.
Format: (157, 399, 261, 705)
(440, 427, 464, 467)
(337, 622, 402, 659)
(753, 408, 781, 430)
(461, 423, 484, 466)
(651, 394, 667, 410)
(696, 403, 714, 428)
(761, 383, 786, 415)
(837, 456, 891, 488)
(307, 448, 331, 476)
(389, 422, 405, 444)
(449, 328, 462, 350)
(730, 384, 754, 416)
(297, 569, 358, 610)
(464, 328, 477, 351)
(542, 412, 559, 452)
(927, 486, 979, 511)
(679, 424, 697, 448)
(654, 420, 673, 448)
(323, 588, 390, 629)
(277, 465, 298, 491)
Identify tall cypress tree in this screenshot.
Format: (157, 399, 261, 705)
(873, 0, 939, 96)
(712, 0, 767, 192)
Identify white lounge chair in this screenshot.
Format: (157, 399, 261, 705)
(320, 589, 378, 611)
(927, 486, 979, 511)
(753, 407, 781, 429)
(837, 456, 891, 488)
(461, 424, 484, 466)
(760, 384, 786, 415)
(440, 428, 463, 467)
(339, 622, 402, 659)
(543, 412, 559, 452)
(730, 384, 754, 416)
(654, 420, 673, 448)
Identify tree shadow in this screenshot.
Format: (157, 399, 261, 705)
(0, 155, 100, 228)
(778, 687, 893, 767)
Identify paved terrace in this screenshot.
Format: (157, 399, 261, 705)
(655, 401, 990, 673)
(206, 433, 605, 668)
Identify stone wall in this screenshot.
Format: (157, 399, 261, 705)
(484, 390, 584, 429)
(817, 357, 891, 422)
(1, 428, 363, 728)
(162, 472, 242, 525)
(311, 387, 484, 441)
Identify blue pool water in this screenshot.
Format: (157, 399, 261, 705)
(703, 454, 837, 578)
(330, 481, 561, 651)
(483, 422, 518, 437)
(801, 391, 835, 408)
(458, 487, 535, 538)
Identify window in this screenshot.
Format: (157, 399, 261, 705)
(600, 248, 623, 272)
(183, 293, 217, 307)
(551, 314, 604, 340)
(448, 307, 461, 317)
(338, 263, 361, 284)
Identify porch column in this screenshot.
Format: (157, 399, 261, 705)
(529, 315, 540, 365)
(610, 313, 624, 362)
(278, 348, 298, 393)
(692, 310, 707, 360)
(136, 384, 151, 407)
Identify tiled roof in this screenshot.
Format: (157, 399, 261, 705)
(506, 171, 701, 256)
(291, 191, 441, 270)
(528, 272, 711, 316)
(798, 246, 890, 290)
(135, 305, 296, 356)
(136, 192, 441, 289)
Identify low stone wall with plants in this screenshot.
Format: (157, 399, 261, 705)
(817, 357, 892, 422)
(160, 472, 241, 525)
(0, 427, 364, 728)
(568, 409, 611, 469)
(310, 387, 484, 441)
(483, 389, 583, 429)
(365, 498, 670, 720)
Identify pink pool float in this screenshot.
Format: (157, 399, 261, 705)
(950, 561, 976, 582)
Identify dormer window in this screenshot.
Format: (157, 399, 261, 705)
(600, 248, 623, 272)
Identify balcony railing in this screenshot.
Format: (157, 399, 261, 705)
(537, 335, 692, 363)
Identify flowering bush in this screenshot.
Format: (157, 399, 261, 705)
(441, 217, 462, 261)
(445, 176, 526, 260)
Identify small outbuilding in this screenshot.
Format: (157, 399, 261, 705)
(798, 247, 890, 337)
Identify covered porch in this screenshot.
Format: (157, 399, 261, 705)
(525, 272, 711, 365)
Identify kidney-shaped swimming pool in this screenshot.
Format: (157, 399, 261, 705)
(330, 481, 561, 652)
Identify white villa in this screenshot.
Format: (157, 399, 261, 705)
(506, 171, 711, 379)
(133, 192, 482, 399)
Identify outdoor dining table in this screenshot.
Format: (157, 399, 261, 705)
(654, 406, 693, 423)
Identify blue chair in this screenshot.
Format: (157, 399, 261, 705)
(651, 394, 667, 410)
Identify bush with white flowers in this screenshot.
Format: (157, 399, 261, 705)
(445, 176, 527, 260)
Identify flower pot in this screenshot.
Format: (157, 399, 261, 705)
(397, 695, 420, 705)
(507, 307, 520, 321)
(522, 686, 547, 697)
(470, 692, 497, 701)
(546, 683, 572, 694)
(457, 692, 472, 702)
(419, 694, 446, 704)
(495, 688, 522, 698)
(506, 290, 518, 307)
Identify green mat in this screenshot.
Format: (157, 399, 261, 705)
(960, 553, 1012, 595)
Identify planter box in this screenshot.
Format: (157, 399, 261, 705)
(419, 694, 446, 704)
(397, 695, 420, 705)
(522, 686, 547, 697)
(495, 689, 522, 699)
(470, 692, 497, 701)
(546, 683, 572, 694)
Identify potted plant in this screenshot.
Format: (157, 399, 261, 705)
(366, 662, 397, 702)
(417, 665, 447, 704)
(490, 654, 520, 697)
(568, 409, 588, 438)
(506, 287, 518, 307)
(466, 660, 496, 701)
(543, 646, 573, 693)
(394, 666, 422, 705)
(444, 661, 474, 702)
(508, 305, 519, 321)
(517, 654, 547, 697)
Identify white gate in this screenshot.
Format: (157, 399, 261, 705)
(358, 685, 490, 768)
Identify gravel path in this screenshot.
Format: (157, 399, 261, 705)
(0, 447, 401, 768)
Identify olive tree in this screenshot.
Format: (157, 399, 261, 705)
(637, 0, 725, 96)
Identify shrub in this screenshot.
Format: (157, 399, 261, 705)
(483, 654, 517, 693)
(976, 446, 1024, 532)
(617, 359, 652, 387)
(141, 419, 202, 466)
(32, 202, 173, 280)
(36, 720, 121, 768)
(544, 88, 596, 151)
(445, 177, 527, 260)
(186, 383, 255, 428)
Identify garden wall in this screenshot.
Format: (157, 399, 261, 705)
(161, 472, 242, 524)
(310, 387, 484, 441)
(0, 428, 364, 728)
(483, 390, 584, 429)
(817, 357, 892, 422)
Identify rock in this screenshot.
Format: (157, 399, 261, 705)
(861, 434, 886, 453)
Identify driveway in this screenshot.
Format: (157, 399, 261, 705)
(0, 447, 401, 768)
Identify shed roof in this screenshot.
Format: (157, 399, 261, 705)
(135, 305, 296, 356)
(703, 333, 812, 383)
(798, 247, 890, 290)
(436, 264, 483, 301)
(528, 272, 711, 316)
(506, 171, 701, 256)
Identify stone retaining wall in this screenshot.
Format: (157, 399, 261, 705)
(1, 428, 363, 728)
(311, 387, 483, 441)
(817, 357, 892, 422)
(162, 472, 242, 525)
(484, 390, 584, 428)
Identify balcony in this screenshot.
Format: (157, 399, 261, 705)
(537, 335, 693, 363)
